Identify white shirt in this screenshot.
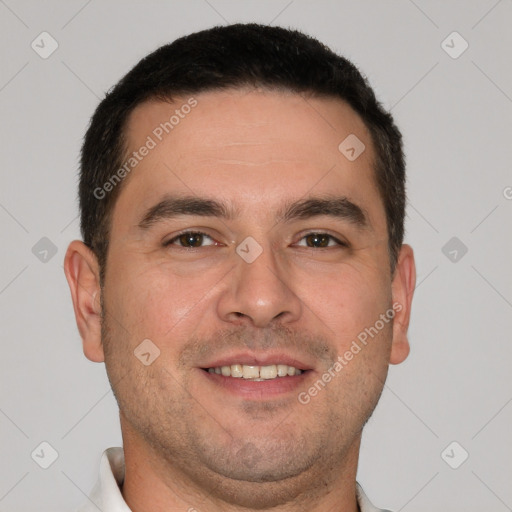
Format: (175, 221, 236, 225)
(76, 447, 391, 512)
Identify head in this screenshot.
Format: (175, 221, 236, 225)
(65, 23, 415, 508)
(79, 23, 406, 281)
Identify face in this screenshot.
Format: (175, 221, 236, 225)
(66, 88, 414, 507)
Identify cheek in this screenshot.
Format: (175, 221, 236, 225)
(103, 257, 223, 343)
(298, 260, 390, 341)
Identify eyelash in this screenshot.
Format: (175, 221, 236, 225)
(295, 233, 347, 248)
(164, 231, 217, 248)
(164, 231, 347, 249)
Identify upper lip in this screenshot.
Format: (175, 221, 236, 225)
(199, 351, 314, 371)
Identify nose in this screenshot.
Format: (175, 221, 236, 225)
(217, 242, 302, 328)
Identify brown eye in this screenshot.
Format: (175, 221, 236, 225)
(304, 233, 331, 248)
(295, 233, 346, 248)
(166, 232, 215, 248)
(179, 233, 204, 247)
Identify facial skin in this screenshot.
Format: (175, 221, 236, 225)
(65, 89, 415, 512)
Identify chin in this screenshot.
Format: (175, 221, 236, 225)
(191, 463, 321, 510)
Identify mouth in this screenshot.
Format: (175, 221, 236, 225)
(199, 357, 312, 399)
(203, 363, 304, 381)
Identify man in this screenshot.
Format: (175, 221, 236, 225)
(64, 23, 415, 512)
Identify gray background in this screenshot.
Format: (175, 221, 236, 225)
(1, 1, 511, 511)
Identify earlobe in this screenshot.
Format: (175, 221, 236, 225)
(64, 240, 105, 362)
(389, 244, 416, 365)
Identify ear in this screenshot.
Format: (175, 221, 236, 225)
(389, 244, 416, 365)
(64, 240, 104, 362)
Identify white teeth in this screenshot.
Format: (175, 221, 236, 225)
(242, 365, 260, 379)
(207, 364, 303, 380)
(260, 365, 277, 379)
(277, 364, 288, 377)
(230, 364, 243, 378)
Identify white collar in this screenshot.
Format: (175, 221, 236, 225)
(76, 447, 390, 512)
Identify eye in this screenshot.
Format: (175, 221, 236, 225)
(165, 231, 217, 248)
(295, 233, 346, 248)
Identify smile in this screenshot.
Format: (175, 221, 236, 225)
(205, 364, 303, 380)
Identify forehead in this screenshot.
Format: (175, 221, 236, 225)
(114, 89, 383, 231)
(125, 88, 371, 163)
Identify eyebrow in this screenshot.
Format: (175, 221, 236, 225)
(279, 197, 370, 229)
(138, 196, 236, 229)
(137, 195, 370, 230)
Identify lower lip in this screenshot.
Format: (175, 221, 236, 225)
(200, 369, 310, 399)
